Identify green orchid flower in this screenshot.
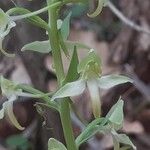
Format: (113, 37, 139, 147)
(0, 9, 16, 57)
(0, 76, 39, 130)
(52, 50, 133, 118)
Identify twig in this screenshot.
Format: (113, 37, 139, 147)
(107, 1, 150, 35)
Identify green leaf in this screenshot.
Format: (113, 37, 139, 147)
(7, 7, 49, 30)
(76, 118, 105, 147)
(98, 75, 133, 89)
(87, 0, 105, 18)
(64, 46, 79, 83)
(106, 99, 124, 129)
(61, 12, 72, 40)
(21, 40, 51, 53)
(52, 80, 86, 100)
(58, 31, 69, 57)
(48, 138, 67, 150)
(111, 130, 136, 150)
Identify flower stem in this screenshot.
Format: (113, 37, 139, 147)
(47, 0, 77, 149)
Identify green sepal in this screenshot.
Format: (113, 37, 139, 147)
(98, 75, 133, 90)
(52, 80, 86, 101)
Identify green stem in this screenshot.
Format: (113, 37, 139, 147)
(47, 0, 77, 149)
(60, 99, 77, 150)
(48, 11, 64, 85)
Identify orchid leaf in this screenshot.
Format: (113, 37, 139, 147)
(52, 80, 86, 100)
(61, 12, 72, 40)
(21, 40, 51, 53)
(48, 138, 67, 150)
(76, 118, 105, 147)
(98, 75, 133, 89)
(21, 40, 92, 54)
(58, 31, 69, 57)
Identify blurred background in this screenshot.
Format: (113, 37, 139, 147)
(0, 0, 150, 149)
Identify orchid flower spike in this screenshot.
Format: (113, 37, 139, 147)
(52, 50, 133, 118)
(0, 9, 16, 57)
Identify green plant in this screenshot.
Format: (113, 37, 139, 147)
(0, 0, 136, 150)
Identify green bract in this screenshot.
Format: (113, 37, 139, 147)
(76, 99, 136, 150)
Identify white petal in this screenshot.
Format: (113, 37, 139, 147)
(98, 75, 133, 89)
(87, 79, 101, 118)
(52, 80, 86, 100)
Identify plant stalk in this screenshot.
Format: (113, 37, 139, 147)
(47, 0, 77, 149)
